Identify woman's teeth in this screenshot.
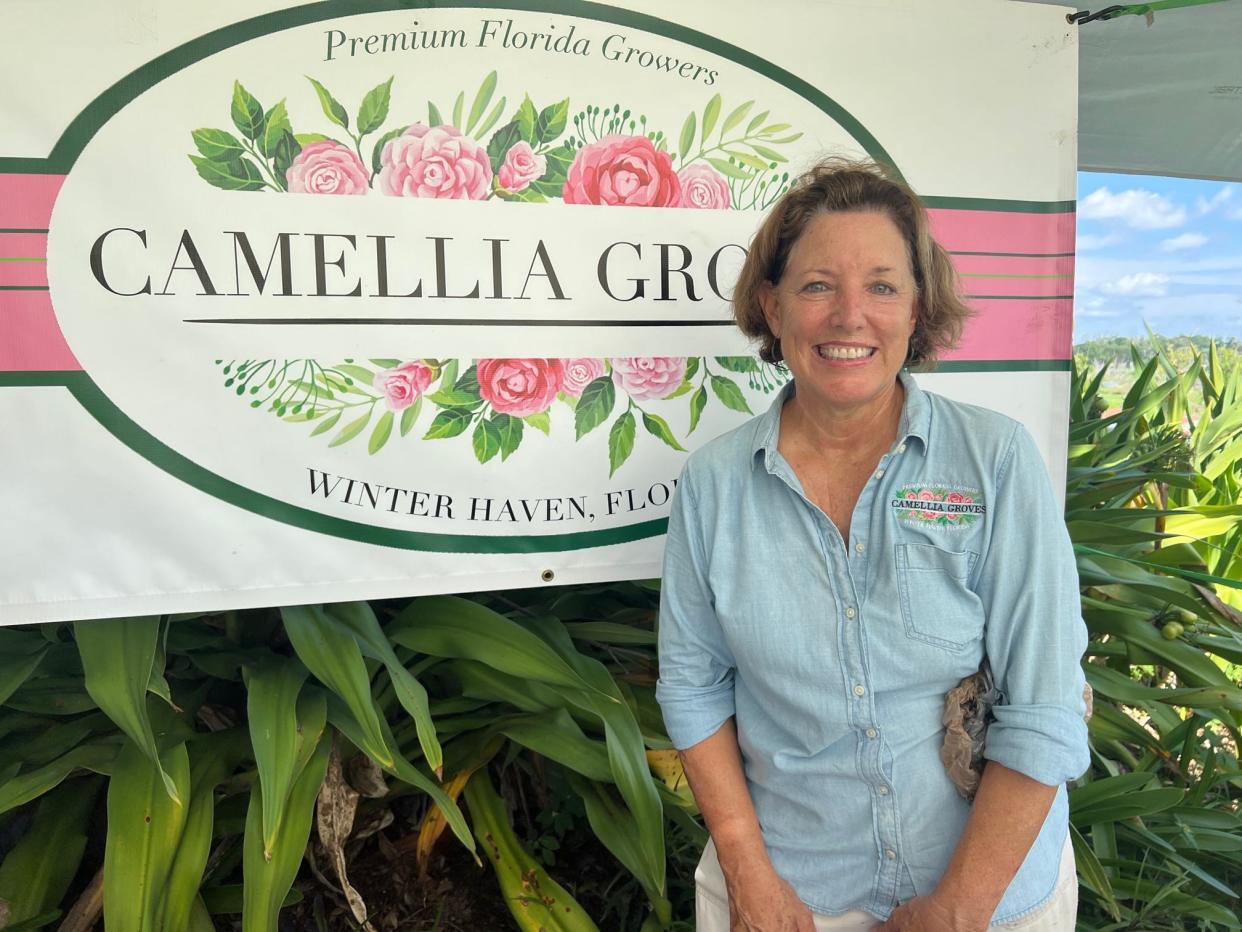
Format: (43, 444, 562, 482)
(816, 345, 874, 360)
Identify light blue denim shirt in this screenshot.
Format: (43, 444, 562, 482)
(656, 372, 1089, 923)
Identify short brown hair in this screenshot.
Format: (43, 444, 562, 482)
(733, 157, 972, 368)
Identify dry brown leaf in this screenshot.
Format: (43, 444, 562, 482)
(347, 753, 390, 799)
(415, 772, 472, 878)
(316, 740, 373, 929)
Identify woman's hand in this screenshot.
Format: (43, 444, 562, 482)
(725, 866, 817, 931)
(875, 895, 989, 932)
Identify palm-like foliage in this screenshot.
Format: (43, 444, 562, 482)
(1069, 342, 1242, 931)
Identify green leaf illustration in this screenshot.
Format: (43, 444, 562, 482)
(664, 378, 693, 400)
(608, 411, 636, 477)
(399, 396, 422, 436)
(370, 358, 402, 368)
(684, 357, 701, 381)
(705, 157, 751, 181)
(575, 377, 616, 440)
(451, 91, 465, 131)
(525, 410, 551, 435)
(428, 101, 444, 125)
(641, 411, 687, 451)
(534, 98, 569, 145)
(271, 132, 301, 187)
(677, 112, 696, 161)
(466, 71, 498, 135)
(368, 410, 394, 455)
(758, 123, 792, 136)
(714, 356, 759, 373)
(192, 128, 245, 163)
(472, 418, 502, 463)
(260, 99, 293, 158)
(426, 388, 483, 410)
(728, 151, 770, 172)
(514, 95, 538, 142)
(474, 96, 507, 140)
(371, 125, 407, 174)
(749, 142, 788, 164)
(486, 121, 523, 172)
(721, 100, 755, 137)
(306, 76, 349, 130)
(295, 132, 333, 145)
(357, 76, 394, 136)
(230, 81, 265, 141)
(310, 410, 342, 437)
(701, 93, 722, 145)
(424, 408, 473, 440)
(493, 414, 524, 461)
(454, 365, 480, 395)
(189, 155, 265, 191)
(540, 142, 575, 187)
(329, 409, 372, 447)
(710, 374, 752, 414)
(337, 364, 375, 384)
(765, 132, 804, 144)
(688, 386, 708, 434)
(746, 109, 770, 134)
(438, 359, 460, 388)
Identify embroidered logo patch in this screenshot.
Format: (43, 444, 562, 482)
(891, 485, 986, 528)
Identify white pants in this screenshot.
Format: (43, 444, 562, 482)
(694, 835, 1078, 931)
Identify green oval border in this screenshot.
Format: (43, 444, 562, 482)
(37, 0, 897, 554)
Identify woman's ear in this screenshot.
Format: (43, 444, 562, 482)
(758, 280, 781, 340)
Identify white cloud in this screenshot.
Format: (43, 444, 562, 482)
(1099, 272, 1170, 296)
(1079, 187, 1187, 230)
(1159, 232, 1208, 252)
(1196, 186, 1234, 215)
(1076, 232, 1122, 251)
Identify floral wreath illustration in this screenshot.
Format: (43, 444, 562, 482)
(194, 73, 800, 469)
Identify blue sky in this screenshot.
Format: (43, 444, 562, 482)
(1074, 172, 1242, 341)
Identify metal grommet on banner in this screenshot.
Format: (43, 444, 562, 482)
(541, 569, 555, 583)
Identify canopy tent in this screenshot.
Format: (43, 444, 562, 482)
(1023, 0, 1242, 182)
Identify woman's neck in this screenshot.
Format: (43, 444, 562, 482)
(782, 378, 906, 457)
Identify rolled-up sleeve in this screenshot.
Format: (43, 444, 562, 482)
(656, 465, 737, 750)
(977, 424, 1090, 785)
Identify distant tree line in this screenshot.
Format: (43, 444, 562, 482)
(1074, 334, 1242, 370)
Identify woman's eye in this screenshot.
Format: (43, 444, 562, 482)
(870, 282, 896, 295)
(803, 281, 829, 294)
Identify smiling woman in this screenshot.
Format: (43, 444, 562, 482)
(657, 158, 1091, 931)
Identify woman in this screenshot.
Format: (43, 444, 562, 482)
(656, 159, 1089, 931)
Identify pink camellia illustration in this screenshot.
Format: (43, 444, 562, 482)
(919, 488, 938, 519)
(285, 140, 370, 195)
(563, 135, 680, 207)
(676, 163, 731, 210)
(945, 489, 965, 521)
(373, 361, 434, 411)
(478, 358, 565, 417)
(497, 141, 546, 194)
(610, 357, 688, 401)
(377, 124, 492, 199)
(560, 358, 607, 397)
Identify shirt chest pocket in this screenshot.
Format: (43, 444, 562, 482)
(895, 542, 983, 653)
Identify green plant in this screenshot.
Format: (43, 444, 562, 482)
(1068, 340, 1242, 930)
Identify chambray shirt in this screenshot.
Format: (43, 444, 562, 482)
(656, 372, 1089, 923)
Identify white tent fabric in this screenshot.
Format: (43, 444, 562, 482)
(1023, 0, 1242, 181)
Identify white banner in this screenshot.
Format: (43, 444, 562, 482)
(0, 0, 1077, 623)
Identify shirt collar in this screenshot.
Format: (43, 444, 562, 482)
(750, 370, 931, 471)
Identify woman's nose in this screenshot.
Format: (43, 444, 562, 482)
(827, 288, 866, 328)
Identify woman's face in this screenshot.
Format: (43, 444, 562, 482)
(760, 210, 918, 417)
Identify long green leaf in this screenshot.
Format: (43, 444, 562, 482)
(75, 617, 180, 802)
(242, 729, 331, 932)
(103, 739, 191, 932)
(244, 657, 309, 860)
(281, 605, 393, 768)
(0, 740, 120, 816)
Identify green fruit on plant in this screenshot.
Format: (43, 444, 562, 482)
(1176, 608, 1198, 625)
(1092, 396, 1109, 415)
(1161, 621, 1184, 640)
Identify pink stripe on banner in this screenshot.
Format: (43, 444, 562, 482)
(943, 297, 1073, 362)
(960, 276, 1071, 299)
(0, 232, 49, 256)
(0, 174, 64, 229)
(0, 261, 47, 287)
(952, 254, 1075, 278)
(929, 208, 1075, 256)
(0, 291, 81, 371)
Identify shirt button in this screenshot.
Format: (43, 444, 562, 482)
(897, 443, 907, 454)
(885, 848, 897, 860)
(853, 685, 866, 697)
(855, 542, 866, 554)
(875, 468, 886, 479)
(878, 785, 890, 795)
(866, 728, 878, 739)
(845, 606, 857, 619)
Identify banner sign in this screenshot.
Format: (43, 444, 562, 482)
(0, 0, 1077, 623)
